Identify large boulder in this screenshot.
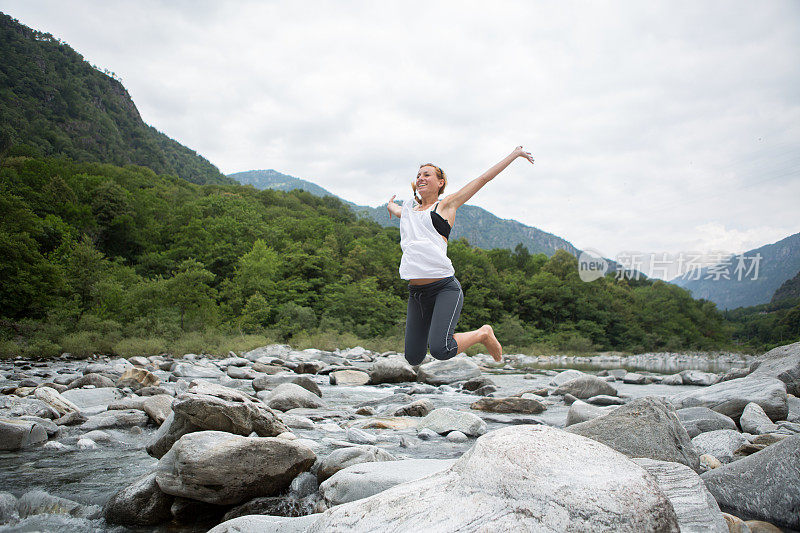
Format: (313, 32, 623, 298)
(553, 375, 617, 399)
(417, 408, 487, 437)
(632, 458, 727, 533)
(0, 418, 48, 450)
(691, 430, 748, 464)
(306, 425, 679, 532)
(146, 411, 202, 459)
(369, 356, 416, 384)
(567, 397, 700, 471)
(416, 358, 481, 385)
(748, 340, 800, 395)
(701, 434, 800, 530)
(103, 472, 173, 526)
(320, 459, 456, 506)
(264, 383, 325, 411)
(155, 431, 316, 505)
(676, 407, 737, 438)
(669, 377, 788, 421)
(316, 446, 397, 483)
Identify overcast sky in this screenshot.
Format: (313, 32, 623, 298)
(3, 1, 799, 279)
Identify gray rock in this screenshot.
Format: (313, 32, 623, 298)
(107, 396, 147, 411)
(116, 367, 160, 389)
(145, 411, 201, 459)
(61, 387, 123, 409)
(346, 427, 376, 445)
(748, 340, 800, 395)
(329, 370, 370, 386)
(81, 409, 149, 430)
(155, 431, 316, 505)
(585, 394, 626, 406)
(227, 365, 258, 380)
(33, 387, 79, 416)
(701, 434, 800, 529)
(446, 430, 468, 443)
(316, 446, 397, 483)
(740, 402, 779, 435)
(662, 374, 685, 386)
(633, 458, 727, 533)
(208, 514, 318, 533)
(142, 394, 173, 425)
(306, 425, 679, 532)
(416, 358, 481, 385)
(676, 407, 738, 438)
(691, 429, 748, 464)
(251, 373, 298, 392)
(553, 375, 618, 399)
(565, 399, 617, 426)
(623, 372, 652, 384)
(680, 370, 720, 386)
(417, 428, 437, 440)
(567, 397, 700, 471)
(470, 396, 546, 414)
(369, 356, 417, 384)
(171, 362, 225, 379)
(103, 472, 174, 526)
(3, 395, 59, 419)
(549, 369, 585, 386)
(67, 373, 116, 390)
(243, 344, 293, 361)
(787, 394, 800, 423)
(320, 458, 457, 506)
(77, 437, 97, 449)
(18, 415, 59, 437)
(0, 418, 48, 450)
(264, 383, 325, 411)
(54, 411, 87, 426)
(669, 377, 788, 421)
(418, 407, 487, 437)
(391, 399, 434, 417)
(17, 489, 98, 518)
(0, 491, 19, 523)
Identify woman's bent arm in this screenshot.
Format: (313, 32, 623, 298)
(387, 194, 402, 218)
(442, 146, 534, 210)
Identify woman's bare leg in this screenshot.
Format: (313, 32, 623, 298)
(453, 324, 502, 362)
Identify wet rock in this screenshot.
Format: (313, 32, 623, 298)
(470, 397, 545, 414)
(67, 373, 116, 390)
(391, 399, 433, 417)
(552, 375, 617, 399)
(306, 425, 679, 532)
(81, 409, 149, 430)
(679, 369, 719, 386)
(316, 445, 397, 483)
(320, 458, 456, 506)
(0, 418, 48, 450)
(691, 429, 749, 464)
(567, 396, 700, 471)
(32, 387, 79, 416)
(417, 407, 487, 437)
(701, 434, 800, 529)
(676, 407, 737, 438)
(116, 367, 160, 390)
(103, 472, 174, 526)
(632, 458, 727, 532)
(565, 399, 617, 426)
(264, 383, 325, 411)
(17, 489, 97, 518)
(155, 430, 316, 505)
(740, 402, 779, 435)
(329, 370, 370, 386)
(142, 394, 173, 425)
(208, 514, 318, 533)
(669, 377, 787, 421)
(416, 358, 481, 385)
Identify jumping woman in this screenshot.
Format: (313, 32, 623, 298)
(387, 146, 535, 366)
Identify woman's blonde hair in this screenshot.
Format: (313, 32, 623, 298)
(412, 163, 447, 205)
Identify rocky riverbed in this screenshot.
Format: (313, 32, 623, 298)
(0, 342, 798, 532)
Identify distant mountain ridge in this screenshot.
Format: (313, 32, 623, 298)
(670, 232, 800, 310)
(230, 169, 583, 258)
(0, 12, 232, 186)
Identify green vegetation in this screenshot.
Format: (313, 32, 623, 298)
(0, 12, 232, 186)
(3, 155, 781, 360)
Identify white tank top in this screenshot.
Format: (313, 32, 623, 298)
(398, 195, 455, 280)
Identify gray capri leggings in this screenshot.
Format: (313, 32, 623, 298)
(404, 276, 464, 366)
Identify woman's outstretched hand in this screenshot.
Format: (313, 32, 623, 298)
(514, 146, 535, 165)
(388, 194, 399, 219)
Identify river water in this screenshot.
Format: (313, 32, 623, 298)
(0, 351, 753, 532)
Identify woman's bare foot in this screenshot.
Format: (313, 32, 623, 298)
(481, 324, 503, 362)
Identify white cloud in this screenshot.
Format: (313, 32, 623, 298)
(2, 0, 798, 267)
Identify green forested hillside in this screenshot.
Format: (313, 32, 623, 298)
(1, 155, 743, 358)
(0, 12, 231, 186)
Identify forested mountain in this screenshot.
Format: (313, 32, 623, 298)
(772, 270, 800, 303)
(230, 169, 583, 258)
(670, 232, 800, 310)
(0, 13, 231, 186)
(1, 156, 743, 358)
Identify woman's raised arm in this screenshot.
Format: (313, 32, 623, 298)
(387, 194, 402, 218)
(442, 146, 534, 210)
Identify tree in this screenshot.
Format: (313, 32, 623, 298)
(165, 259, 217, 330)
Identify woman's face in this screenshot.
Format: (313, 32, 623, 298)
(416, 165, 442, 197)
